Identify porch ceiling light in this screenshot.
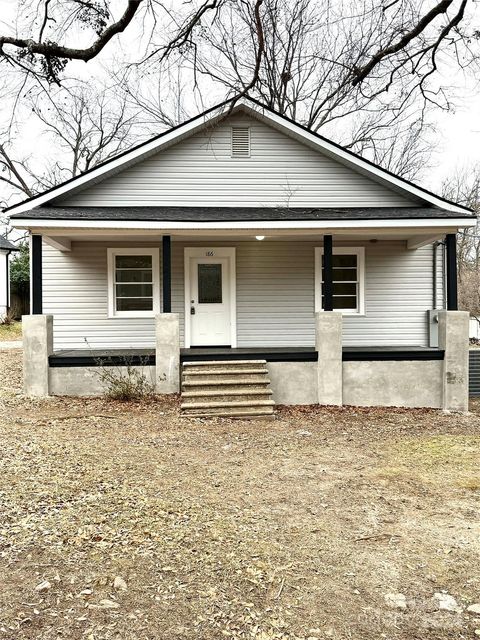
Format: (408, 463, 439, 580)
(255, 235, 265, 241)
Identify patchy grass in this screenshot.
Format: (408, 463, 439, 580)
(1, 350, 480, 639)
(0, 320, 22, 341)
(377, 434, 480, 490)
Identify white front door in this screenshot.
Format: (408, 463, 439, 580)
(185, 248, 236, 347)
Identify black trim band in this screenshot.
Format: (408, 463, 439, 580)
(49, 348, 445, 367)
(49, 354, 155, 368)
(342, 349, 444, 361)
(446, 233, 458, 311)
(181, 350, 318, 363)
(323, 235, 333, 311)
(31, 234, 42, 314)
(162, 235, 171, 313)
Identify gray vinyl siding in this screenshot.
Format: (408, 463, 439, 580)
(43, 239, 443, 350)
(42, 241, 162, 349)
(57, 114, 414, 208)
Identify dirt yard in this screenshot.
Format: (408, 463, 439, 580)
(0, 350, 479, 640)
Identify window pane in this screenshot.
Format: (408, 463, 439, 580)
(333, 296, 357, 309)
(322, 295, 357, 310)
(333, 255, 357, 268)
(321, 254, 357, 268)
(115, 255, 152, 269)
(115, 269, 152, 283)
(116, 283, 153, 298)
(322, 267, 357, 282)
(198, 264, 222, 304)
(116, 297, 153, 311)
(333, 282, 357, 296)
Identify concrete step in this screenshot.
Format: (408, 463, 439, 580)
(182, 381, 271, 393)
(186, 412, 275, 421)
(182, 388, 273, 402)
(180, 359, 274, 420)
(183, 406, 275, 418)
(183, 367, 268, 376)
(181, 399, 275, 410)
(182, 373, 270, 385)
(183, 359, 267, 368)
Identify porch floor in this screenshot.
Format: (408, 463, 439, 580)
(49, 346, 444, 367)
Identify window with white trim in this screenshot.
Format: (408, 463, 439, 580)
(107, 248, 160, 317)
(314, 247, 365, 315)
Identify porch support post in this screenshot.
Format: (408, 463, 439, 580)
(162, 235, 172, 313)
(315, 311, 343, 406)
(438, 310, 469, 412)
(155, 313, 180, 394)
(445, 233, 458, 311)
(22, 314, 53, 397)
(323, 234, 333, 311)
(31, 234, 43, 314)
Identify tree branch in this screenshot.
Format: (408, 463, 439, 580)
(352, 0, 466, 86)
(0, 1, 143, 64)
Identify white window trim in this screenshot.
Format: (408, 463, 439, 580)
(107, 247, 160, 318)
(314, 246, 365, 316)
(184, 247, 237, 348)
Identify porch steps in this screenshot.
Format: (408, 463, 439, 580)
(181, 360, 275, 419)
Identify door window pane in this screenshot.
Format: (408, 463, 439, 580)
(198, 264, 222, 303)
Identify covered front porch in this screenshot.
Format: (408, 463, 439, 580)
(17, 213, 470, 411)
(26, 217, 461, 354)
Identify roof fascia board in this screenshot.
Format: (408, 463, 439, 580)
(10, 217, 476, 231)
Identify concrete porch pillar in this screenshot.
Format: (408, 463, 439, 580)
(438, 310, 469, 412)
(23, 314, 53, 397)
(315, 311, 343, 405)
(155, 313, 180, 393)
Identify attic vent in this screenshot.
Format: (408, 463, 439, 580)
(231, 126, 250, 157)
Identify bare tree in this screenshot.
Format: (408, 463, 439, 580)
(0, 0, 477, 194)
(29, 82, 140, 185)
(346, 112, 435, 180)
(0, 81, 141, 214)
(0, 1, 144, 82)
(0, 1, 477, 97)
(120, 0, 444, 177)
(442, 166, 480, 315)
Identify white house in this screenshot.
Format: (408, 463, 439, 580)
(5, 97, 475, 415)
(0, 236, 19, 320)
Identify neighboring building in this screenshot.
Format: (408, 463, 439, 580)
(470, 316, 480, 340)
(0, 236, 19, 320)
(5, 97, 475, 412)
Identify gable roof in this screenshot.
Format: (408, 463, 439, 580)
(4, 96, 473, 217)
(0, 236, 19, 251)
(13, 205, 471, 222)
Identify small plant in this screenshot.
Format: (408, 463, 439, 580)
(96, 358, 155, 401)
(84, 339, 155, 401)
(1, 307, 17, 326)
